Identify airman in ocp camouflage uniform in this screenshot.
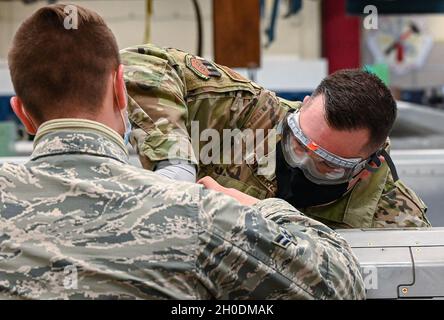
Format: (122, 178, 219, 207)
(121, 43, 431, 229)
(0, 119, 365, 299)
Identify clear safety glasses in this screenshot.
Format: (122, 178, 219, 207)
(281, 111, 382, 185)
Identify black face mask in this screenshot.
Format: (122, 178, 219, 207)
(275, 141, 349, 208)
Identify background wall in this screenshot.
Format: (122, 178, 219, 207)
(0, 0, 321, 60)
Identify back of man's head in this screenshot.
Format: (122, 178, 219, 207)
(311, 69, 397, 153)
(8, 4, 120, 124)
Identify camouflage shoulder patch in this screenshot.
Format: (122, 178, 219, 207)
(218, 64, 251, 83)
(185, 54, 221, 80)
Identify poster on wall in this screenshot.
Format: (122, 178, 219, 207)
(366, 16, 433, 75)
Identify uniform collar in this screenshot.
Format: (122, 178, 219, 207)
(31, 118, 129, 164)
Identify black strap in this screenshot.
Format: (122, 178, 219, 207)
(364, 153, 382, 172)
(363, 149, 399, 182)
(380, 149, 400, 182)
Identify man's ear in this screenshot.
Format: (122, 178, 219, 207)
(303, 95, 311, 104)
(357, 155, 385, 181)
(348, 168, 371, 189)
(10, 96, 37, 135)
(114, 64, 127, 111)
(357, 169, 371, 181)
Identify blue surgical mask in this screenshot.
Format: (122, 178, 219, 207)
(114, 71, 131, 145)
(120, 109, 132, 145)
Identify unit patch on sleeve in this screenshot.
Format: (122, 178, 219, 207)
(185, 54, 222, 80)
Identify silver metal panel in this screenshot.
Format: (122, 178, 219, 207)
(353, 247, 414, 299)
(338, 227, 444, 247)
(400, 247, 444, 298)
(338, 228, 444, 299)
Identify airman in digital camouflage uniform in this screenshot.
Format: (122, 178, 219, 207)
(0, 4, 365, 300)
(121, 43, 431, 229)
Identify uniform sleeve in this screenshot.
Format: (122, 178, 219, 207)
(120, 45, 197, 171)
(195, 189, 366, 300)
(154, 160, 197, 182)
(373, 173, 431, 228)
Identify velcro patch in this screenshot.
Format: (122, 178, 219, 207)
(185, 54, 221, 80)
(219, 65, 251, 83)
